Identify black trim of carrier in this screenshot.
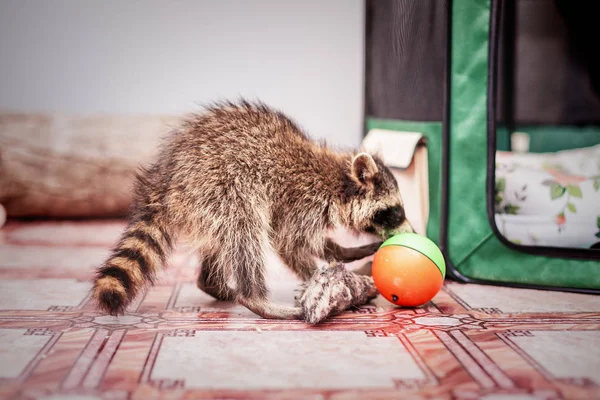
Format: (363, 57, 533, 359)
(439, 0, 452, 270)
(441, 0, 600, 294)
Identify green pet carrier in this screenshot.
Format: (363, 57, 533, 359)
(364, 0, 600, 293)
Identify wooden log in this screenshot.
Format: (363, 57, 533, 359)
(0, 113, 181, 218)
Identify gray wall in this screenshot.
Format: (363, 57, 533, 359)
(0, 0, 365, 147)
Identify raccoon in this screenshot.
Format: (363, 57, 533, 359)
(91, 100, 408, 319)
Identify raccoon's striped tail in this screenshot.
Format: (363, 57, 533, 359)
(92, 213, 174, 315)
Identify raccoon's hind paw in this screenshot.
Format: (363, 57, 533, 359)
(297, 262, 378, 324)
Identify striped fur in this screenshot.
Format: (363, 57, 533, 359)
(92, 212, 173, 315)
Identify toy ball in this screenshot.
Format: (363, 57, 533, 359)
(372, 233, 446, 307)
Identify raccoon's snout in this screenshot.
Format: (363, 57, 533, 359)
(371, 205, 406, 232)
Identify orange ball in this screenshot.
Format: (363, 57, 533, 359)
(372, 233, 446, 307)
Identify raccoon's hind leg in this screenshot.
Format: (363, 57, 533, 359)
(218, 212, 303, 320)
(196, 253, 235, 302)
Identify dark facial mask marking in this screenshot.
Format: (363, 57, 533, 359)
(372, 206, 405, 230)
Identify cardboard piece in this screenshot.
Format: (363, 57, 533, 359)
(362, 129, 429, 235)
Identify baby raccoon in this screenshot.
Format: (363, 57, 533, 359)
(92, 100, 408, 319)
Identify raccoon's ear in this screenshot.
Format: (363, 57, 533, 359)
(351, 152, 379, 185)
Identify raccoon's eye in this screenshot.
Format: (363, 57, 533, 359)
(372, 206, 405, 229)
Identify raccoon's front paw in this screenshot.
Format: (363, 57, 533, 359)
(296, 262, 377, 324)
(294, 263, 348, 324)
(294, 282, 309, 308)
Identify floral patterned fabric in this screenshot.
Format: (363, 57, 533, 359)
(494, 144, 600, 249)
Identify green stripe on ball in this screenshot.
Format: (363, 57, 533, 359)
(379, 233, 446, 278)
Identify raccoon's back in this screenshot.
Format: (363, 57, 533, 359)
(155, 101, 343, 230)
(174, 102, 312, 165)
(165, 102, 338, 194)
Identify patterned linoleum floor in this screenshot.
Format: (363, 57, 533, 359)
(0, 220, 599, 400)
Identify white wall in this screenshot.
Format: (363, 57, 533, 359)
(0, 0, 365, 147)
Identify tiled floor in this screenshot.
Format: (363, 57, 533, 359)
(0, 220, 599, 399)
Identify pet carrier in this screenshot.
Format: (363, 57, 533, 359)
(363, 0, 600, 293)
